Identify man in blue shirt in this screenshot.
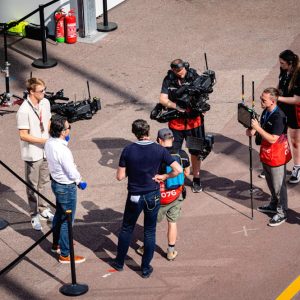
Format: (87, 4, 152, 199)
(112, 119, 182, 278)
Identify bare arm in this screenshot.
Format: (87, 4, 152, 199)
(159, 93, 177, 109)
(278, 94, 300, 105)
(19, 129, 47, 145)
(251, 118, 279, 144)
(116, 167, 126, 181)
(153, 161, 182, 183)
(184, 166, 190, 177)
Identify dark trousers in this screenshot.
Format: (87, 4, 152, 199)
(116, 190, 160, 272)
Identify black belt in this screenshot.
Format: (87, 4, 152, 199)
(50, 175, 75, 185)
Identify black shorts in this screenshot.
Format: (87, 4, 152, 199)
(170, 125, 204, 155)
(278, 102, 300, 129)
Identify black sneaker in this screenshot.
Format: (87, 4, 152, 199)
(257, 205, 277, 214)
(141, 265, 153, 278)
(268, 214, 287, 227)
(258, 171, 265, 179)
(110, 261, 124, 271)
(289, 167, 300, 184)
(191, 181, 202, 193)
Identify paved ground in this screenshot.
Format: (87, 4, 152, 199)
(1, 0, 300, 299)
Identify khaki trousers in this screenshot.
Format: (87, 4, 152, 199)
(25, 158, 49, 216)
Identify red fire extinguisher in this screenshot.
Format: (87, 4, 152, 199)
(65, 9, 77, 44)
(54, 9, 66, 43)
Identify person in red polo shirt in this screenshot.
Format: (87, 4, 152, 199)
(246, 88, 291, 226)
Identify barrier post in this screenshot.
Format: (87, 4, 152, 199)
(59, 210, 88, 296)
(97, 0, 118, 32)
(32, 5, 57, 68)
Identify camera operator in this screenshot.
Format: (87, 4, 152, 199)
(160, 59, 205, 193)
(246, 88, 291, 226)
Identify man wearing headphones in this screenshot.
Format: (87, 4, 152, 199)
(159, 59, 205, 192)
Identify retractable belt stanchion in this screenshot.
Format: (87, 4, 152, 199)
(59, 210, 88, 296)
(97, 0, 118, 32)
(32, 3, 58, 69)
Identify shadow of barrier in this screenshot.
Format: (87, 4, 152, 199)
(0, 160, 88, 297)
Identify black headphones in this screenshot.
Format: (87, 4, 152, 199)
(170, 61, 190, 70)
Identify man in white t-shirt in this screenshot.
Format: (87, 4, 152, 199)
(16, 78, 54, 230)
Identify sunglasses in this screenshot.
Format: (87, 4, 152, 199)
(34, 87, 47, 94)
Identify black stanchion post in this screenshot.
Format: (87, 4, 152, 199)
(97, 0, 118, 32)
(32, 5, 57, 69)
(59, 210, 88, 296)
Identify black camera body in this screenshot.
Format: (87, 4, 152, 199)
(237, 102, 259, 128)
(150, 69, 216, 123)
(44, 89, 101, 123)
(186, 134, 214, 161)
(173, 70, 215, 112)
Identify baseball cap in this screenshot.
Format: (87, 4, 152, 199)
(157, 128, 174, 140)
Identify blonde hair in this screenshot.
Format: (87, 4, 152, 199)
(26, 78, 45, 92)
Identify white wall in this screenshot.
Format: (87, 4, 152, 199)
(0, 0, 125, 35)
(95, 0, 125, 17)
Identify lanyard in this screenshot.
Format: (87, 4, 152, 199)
(26, 99, 45, 133)
(261, 106, 278, 127)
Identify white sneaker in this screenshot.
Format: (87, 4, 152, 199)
(31, 215, 42, 231)
(40, 208, 54, 222)
(289, 167, 300, 184)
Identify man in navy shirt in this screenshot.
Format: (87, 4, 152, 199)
(112, 119, 182, 278)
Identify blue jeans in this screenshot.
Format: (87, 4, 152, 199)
(51, 181, 77, 257)
(116, 190, 160, 273)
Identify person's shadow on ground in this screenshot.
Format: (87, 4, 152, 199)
(91, 137, 131, 169)
(0, 181, 53, 253)
(0, 181, 64, 292)
(74, 200, 165, 272)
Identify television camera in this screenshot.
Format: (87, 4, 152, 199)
(44, 81, 101, 123)
(150, 69, 216, 123)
